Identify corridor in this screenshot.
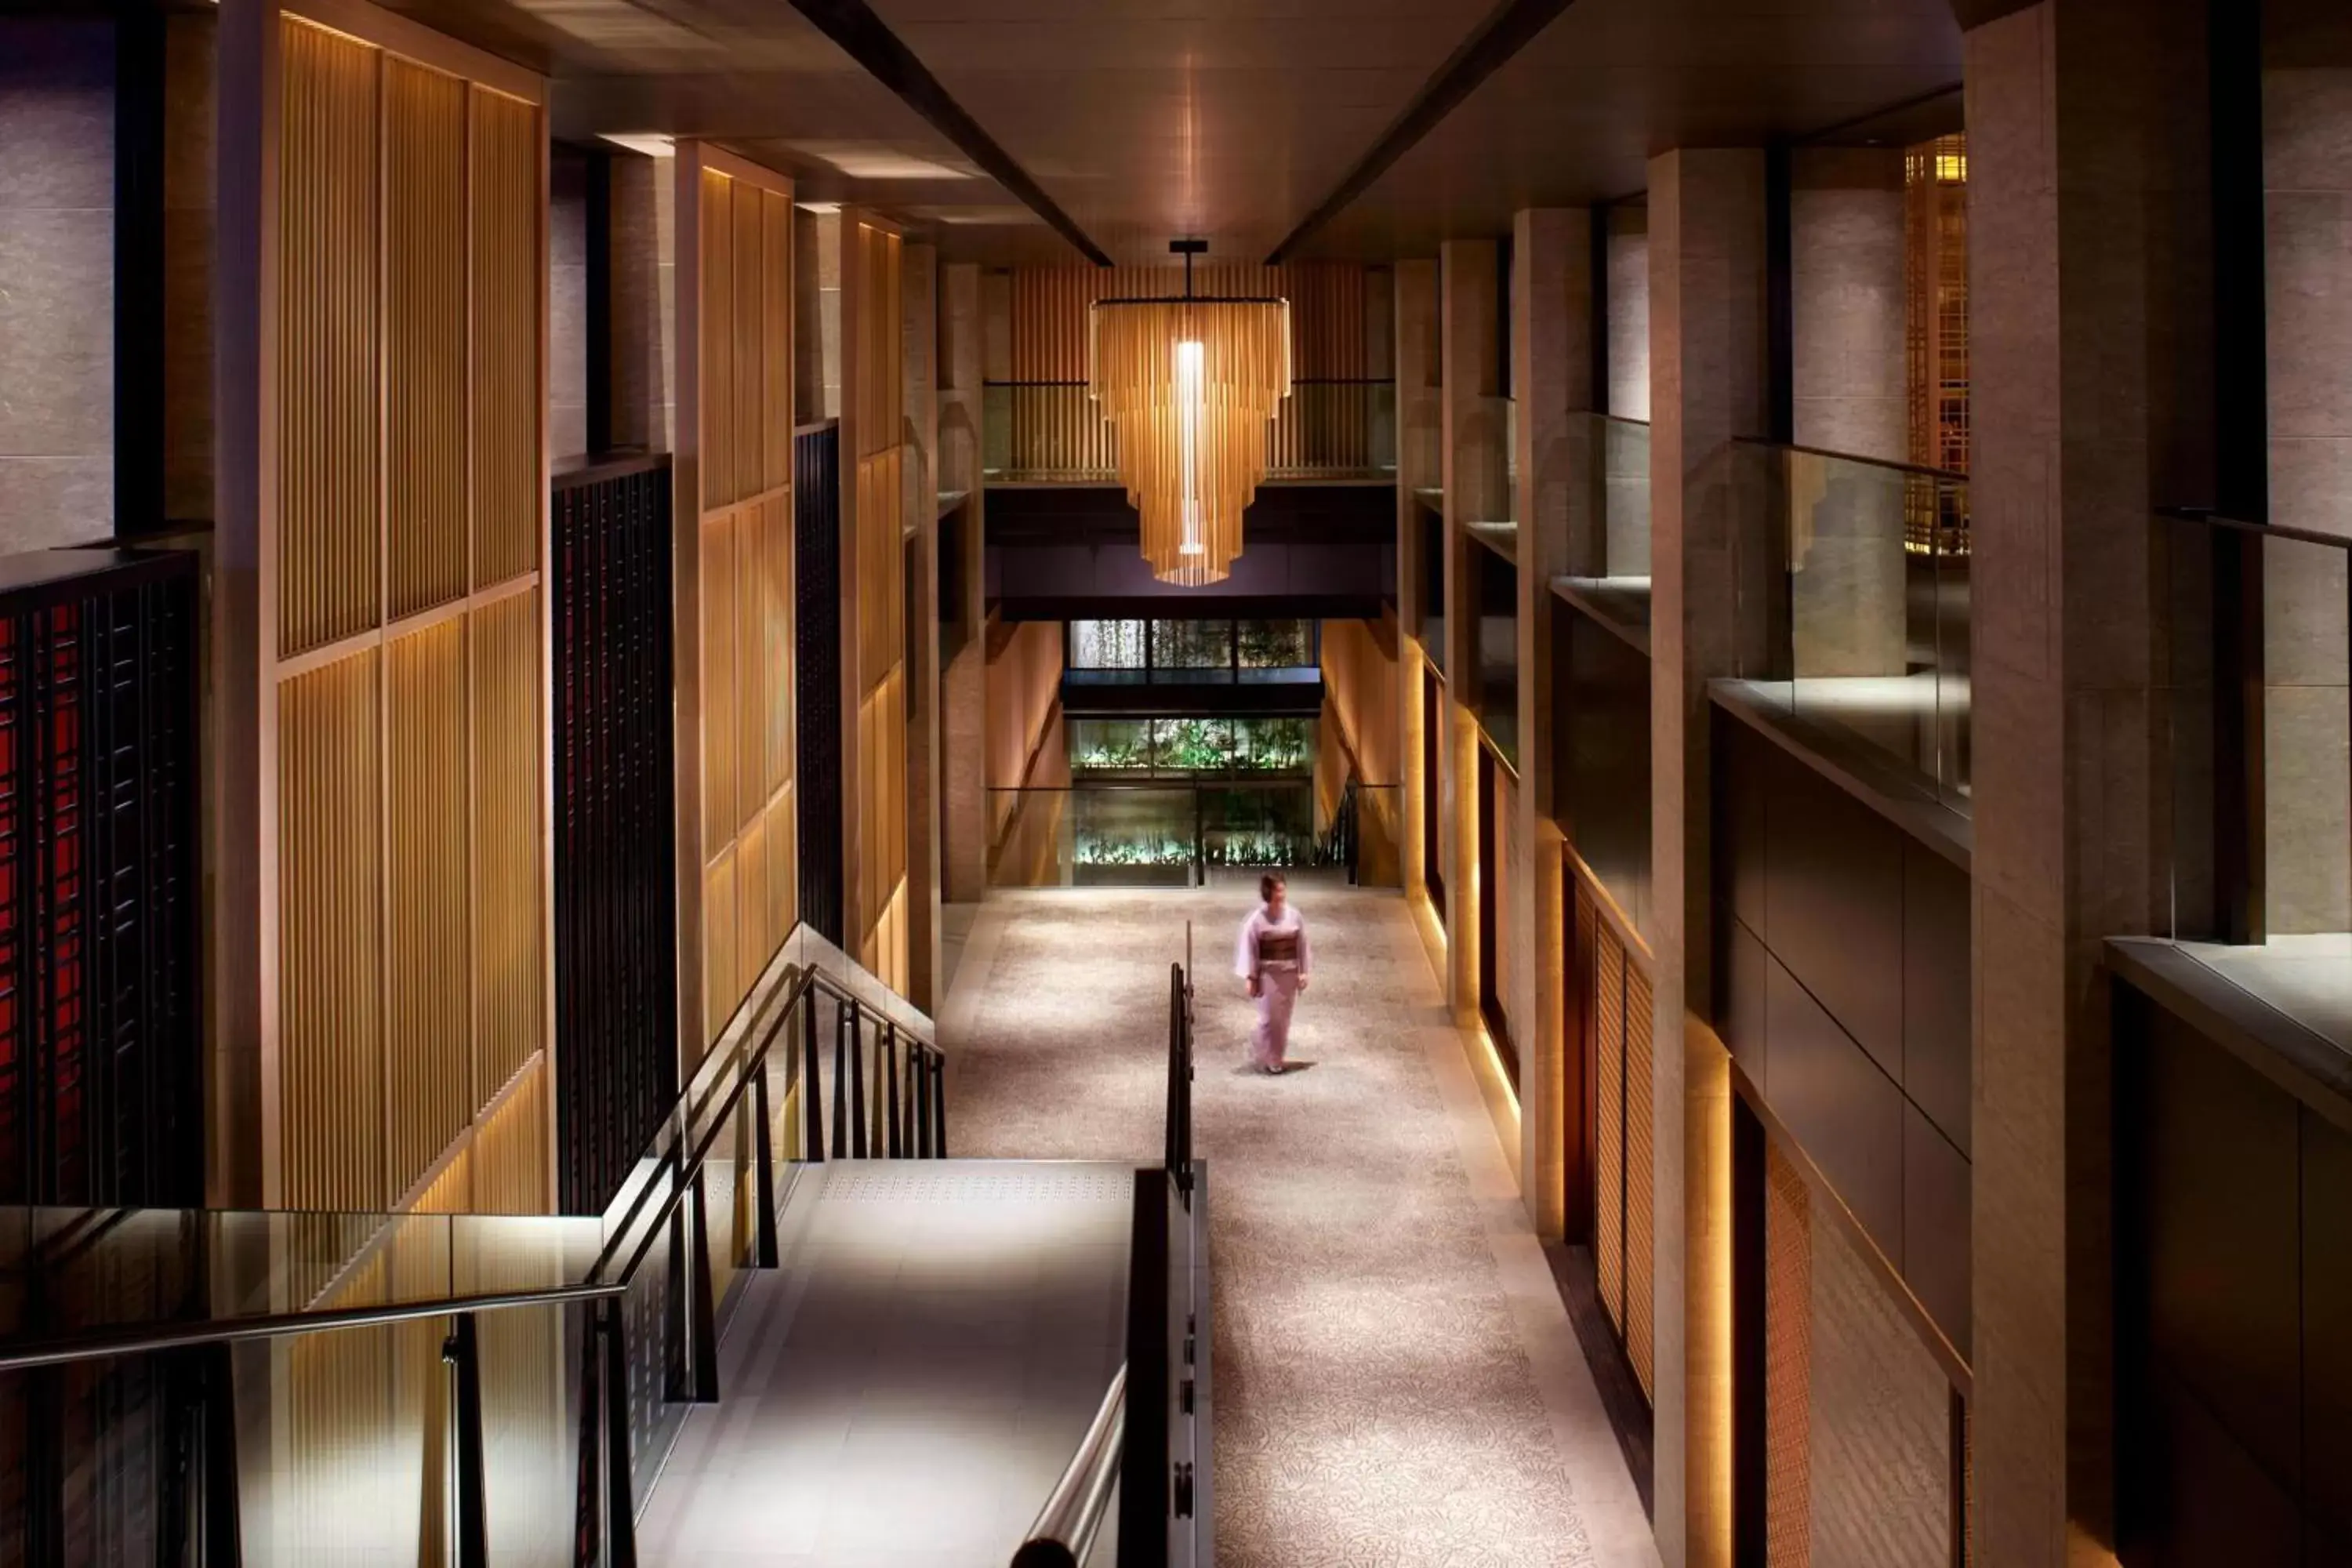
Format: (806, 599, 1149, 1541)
(941, 886, 1658, 1568)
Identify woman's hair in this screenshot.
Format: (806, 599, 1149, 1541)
(1259, 871, 1286, 903)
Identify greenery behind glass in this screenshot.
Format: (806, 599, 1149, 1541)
(1069, 716, 1312, 775)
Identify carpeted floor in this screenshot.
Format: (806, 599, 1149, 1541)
(942, 886, 1657, 1568)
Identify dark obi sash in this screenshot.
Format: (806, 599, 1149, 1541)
(1257, 931, 1301, 967)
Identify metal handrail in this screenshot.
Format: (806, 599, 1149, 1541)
(1011, 1365, 1127, 1568)
(2158, 506, 2352, 553)
(1729, 434, 1969, 487)
(0, 944, 943, 1371)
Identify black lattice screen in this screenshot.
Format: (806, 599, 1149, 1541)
(794, 423, 844, 946)
(553, 456, 679, 1214)
(0, 549, 198, 1208)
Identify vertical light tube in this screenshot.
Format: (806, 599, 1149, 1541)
(1177, 339, 1205, 556)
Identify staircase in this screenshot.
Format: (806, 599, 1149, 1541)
(0, 924, 1207, 1568)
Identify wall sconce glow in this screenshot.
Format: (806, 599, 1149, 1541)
(1087, 246, 1290, 586)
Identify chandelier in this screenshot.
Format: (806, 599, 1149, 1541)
(1087, 242, 1292, 586)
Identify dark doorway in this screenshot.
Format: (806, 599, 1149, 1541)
(1476, 742, 1512, 1080)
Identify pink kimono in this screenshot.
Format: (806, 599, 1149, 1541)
(1234, 903, 1311, 1070)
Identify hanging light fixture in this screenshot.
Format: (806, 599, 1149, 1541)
(1088, 241, 1292, 586)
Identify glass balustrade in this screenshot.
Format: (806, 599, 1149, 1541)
(1728, 440, 1972, 811)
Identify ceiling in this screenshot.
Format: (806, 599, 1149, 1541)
(382, 0, 1965, 266)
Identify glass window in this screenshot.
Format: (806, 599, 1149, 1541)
(1152, 620, 1232, 670)
(1069, 619, 1147, 670)
(1236, 619, 1315, 670)
(1068, 718, 1153, 773)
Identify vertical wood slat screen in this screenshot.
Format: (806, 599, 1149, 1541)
(1578, 877, 1657, 1407)
(1765, 1139, 1814, 1568)
(385, 59, 466, 620)
(278, 652, 384, 1212)
(470, 87, 541, 589)
(693, 161, 796, 1053)
(1594, 911, 1626, 1327)
(1624, 960, 1657, 1401)
(853, 223, 908, 993)
(472, 587, 544, 1105)
(278, 21, 380, 658)
(385, 618, 470, 1197)
(274, 16, 546, 1214)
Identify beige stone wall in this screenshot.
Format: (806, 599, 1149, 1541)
(0, 20, 117, 546)
(1790, 149, 1907, 463)
(1607, 205, 1651, 423)
(549, 147, 588, 459)
(2263, 0, 2352, 932)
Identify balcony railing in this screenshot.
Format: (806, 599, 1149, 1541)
(1726, 440, 1973, 812)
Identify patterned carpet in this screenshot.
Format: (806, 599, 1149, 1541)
(943, 887, 1603, 1567)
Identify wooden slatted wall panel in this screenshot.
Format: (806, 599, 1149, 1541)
(278, 20, 380, 658)
(386, 618, 471, 1200)
(733, 189, 763, 506)
(471, 588, 544, 1107)
(279, 652, 386, 1211)
(384, 59, 467, 619)
(1594, 917, 1626, 1329)
(469, 87, 542, 590)
(854, 222, 908, 991)
(762, 193, 794, 491)
(1624, 961, 1657, 1401)
(471, 1058, 550, 1215)
(1766, 1138, 1815, 1568)
(701, 512, 739, 852)
(694, 164, 797, 1051)
(733, 506, 764, 844)
(703, 851, 737, 1048)
(700, 170, 735, 513)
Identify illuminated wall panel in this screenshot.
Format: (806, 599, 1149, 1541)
(851, 220, 908, 993)
(267, 13, 548, 1217)
(277, 20, 380, 658)
(385, 618, 470, 1198)
(470, 86, 542, 590)
(471, 587, 545, 1107)
(278, 652, 385, 1212)
(384, 59, 466, 620)
(684, 151, 797, 1058)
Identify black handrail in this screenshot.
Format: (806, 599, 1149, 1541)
(1166, 960, 1193, 1205)
(0, 931, 946, 1567)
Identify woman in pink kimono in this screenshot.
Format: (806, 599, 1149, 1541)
(1234, 872, 1311, 1075)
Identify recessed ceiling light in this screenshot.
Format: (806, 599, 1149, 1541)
(599, 133, 675, 159)
(786, 142, 977, 182)
(796, 201, 843, 215)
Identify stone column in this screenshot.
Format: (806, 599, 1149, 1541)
(1788, 147, 1910, 678)
(1648, 147, 1770, 1568)
(902, 242, 942, 1011)
(1964, 0, 2212, 1561)
(939, 261, 989, 903)
(1441, 240, 1503, 1030)
(605, 147, 673, 452)
(2263, 0, 2352, 934)
(1512, 208, 1595, 1232)
(1606, 205, 1651, 422)
(1790, 147, 1907, 460)
(0, 20, 118, 545)
(1396, 259, 1440, 912)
